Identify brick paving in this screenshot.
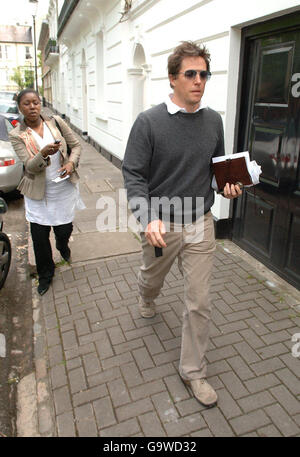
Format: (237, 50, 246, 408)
(36, 245, 300, 437)
(28, 107, 300, 437)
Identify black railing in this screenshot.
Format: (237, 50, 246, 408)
(57, 0, 80, 37)
(45, 38, 59, 61)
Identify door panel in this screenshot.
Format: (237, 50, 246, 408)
(233, 15, 300, 289)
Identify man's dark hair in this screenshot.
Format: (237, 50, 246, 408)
(168, 41, 211, 88)
(17, 88, 40, 106)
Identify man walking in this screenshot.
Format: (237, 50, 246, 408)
(122, 41, 241, 408)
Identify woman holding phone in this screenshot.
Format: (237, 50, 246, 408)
(9, 88, 83, 295)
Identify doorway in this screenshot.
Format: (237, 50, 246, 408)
(233, 12, 300, 289)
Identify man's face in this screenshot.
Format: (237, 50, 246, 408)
(169, 56, 208, 112)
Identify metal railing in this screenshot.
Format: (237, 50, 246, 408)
(45, 38, 59, 61)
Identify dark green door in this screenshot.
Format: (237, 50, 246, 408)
(233, 13, 300, 289)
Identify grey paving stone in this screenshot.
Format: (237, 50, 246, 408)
(100, 418, 140, 437)
(130, 379, 166, 401)
(257, 342, 289, 360)
(108, 377, 131, 407)
(257, 424, 282, 437)
(237, 391, 275, 413)
(269, 385, 300, 415)
(74, 403, 98, 437)
(133, 347, 155, 371)
(152, 391, 179, 424)
(217, 388, 243, 419)
(101, 351, 133, 370)
(82, 352, 102, 376)
(57, 411, 76, 437)
(121, 361, 144, 387)
(142, 362, 177, 382)
(53, 385, 72, 415)
(139, 411, 167, 437)
(212, 332, 243, 348)
(250, 358, 285, 376)
(48, 345, 64, 367)
(114, 338, 144, 355)
(50, 364, 68, 389)
(61, 330, 78, 351)
(226, 355, 255, 381)
(245, 374, 281, 394)
(176, 397, 205, 417)
(190, 428, 213, 437)
(88, 366, 121, 387)
(93, 396, 116, 430)
(279, 353, 300, 379)
(264, 404, 300, 437)
(239, 328, 265, 349)
(116, 398, 153, 422)
(164, 413, 206, 437)
(233, 341, 262, 364)
(206, 345, 238, 363)
(153, 348, 180, 366)
(219, 372, 249, 399)
(69, 367, 87, 394)
(143, 334, 165, 355)
(201, 407, 235, 437)
(164, 374, 190, 403)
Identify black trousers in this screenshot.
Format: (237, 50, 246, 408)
(30, 222, 73, 282)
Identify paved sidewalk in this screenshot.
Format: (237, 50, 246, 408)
(17, 110, 300, 437)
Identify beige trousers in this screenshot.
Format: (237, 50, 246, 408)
(138, 211, 216, 380)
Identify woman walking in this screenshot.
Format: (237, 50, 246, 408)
(9, 89, 83, 295)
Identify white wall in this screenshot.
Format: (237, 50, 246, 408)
(52, 0, 300, 219)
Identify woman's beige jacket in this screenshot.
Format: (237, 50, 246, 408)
(9, 114, 81, 200)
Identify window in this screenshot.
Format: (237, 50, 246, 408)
(25, 46, 31, 59)
(96, 31, 104, 111)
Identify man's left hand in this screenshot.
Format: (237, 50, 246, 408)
(223, 183, 242, 199)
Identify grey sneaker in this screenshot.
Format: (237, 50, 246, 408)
(183, 378, 218, 408)
(139, 297, 156, 318)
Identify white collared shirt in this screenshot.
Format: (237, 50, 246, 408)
(164, 93, 207, 114)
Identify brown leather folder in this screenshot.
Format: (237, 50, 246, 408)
(212, 156, 252, 192)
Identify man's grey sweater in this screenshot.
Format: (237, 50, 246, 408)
(122, 103, 224, 227)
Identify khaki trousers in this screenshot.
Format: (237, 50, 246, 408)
(138, 211, 216, 380)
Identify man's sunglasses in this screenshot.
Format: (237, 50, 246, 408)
(178, 70, 212, 80)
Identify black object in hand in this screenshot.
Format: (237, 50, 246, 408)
(155, 247, 163, 257)
(54, 139, 61, 144)
(60, 170, 67, 177)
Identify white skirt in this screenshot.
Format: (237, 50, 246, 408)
(25, 126, 85, 226)
(25, 179, 85, 226)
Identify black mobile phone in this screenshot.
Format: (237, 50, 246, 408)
(54, 139, 61, 144)
(60, 170, 67, 177)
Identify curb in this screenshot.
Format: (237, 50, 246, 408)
(16, 279, 56, 437)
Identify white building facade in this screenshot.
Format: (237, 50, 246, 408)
(0, 25, 34, 92)
(44, 0, 300, 288)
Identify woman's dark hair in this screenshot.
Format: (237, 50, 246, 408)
(17, 88, 40, 106)
(168, 41, 211, 88)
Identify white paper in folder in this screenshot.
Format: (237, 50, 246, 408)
(211, 151, 262, 191)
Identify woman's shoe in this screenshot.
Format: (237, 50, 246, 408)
(37, 278, 52, 296)
(60, 247, 71, 263)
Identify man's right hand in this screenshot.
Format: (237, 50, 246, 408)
(145, 219, 167, 248)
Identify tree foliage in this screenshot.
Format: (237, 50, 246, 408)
(11, 67, 34, 91)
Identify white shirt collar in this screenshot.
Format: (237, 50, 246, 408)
(165, 93, 207, 114)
